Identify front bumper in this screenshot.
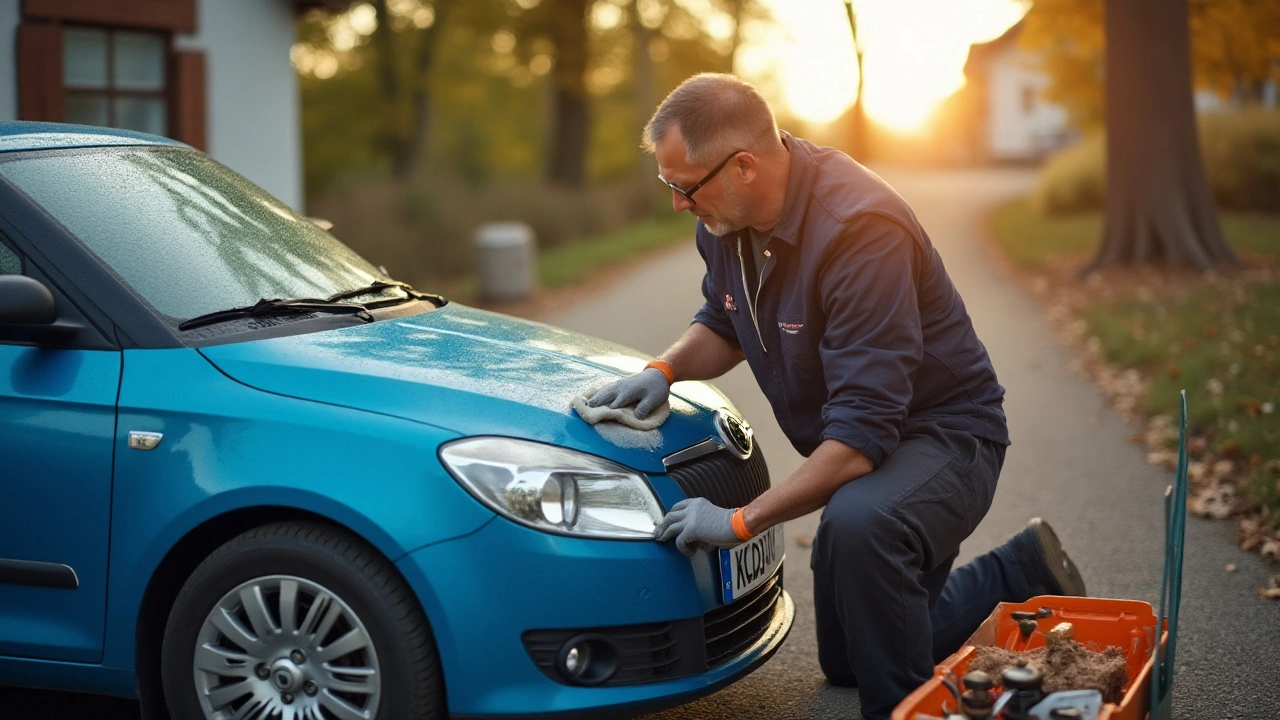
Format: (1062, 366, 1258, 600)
(395, 516, 794, 718)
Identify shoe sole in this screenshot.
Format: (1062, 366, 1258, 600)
(1030, 518, 1087, 597)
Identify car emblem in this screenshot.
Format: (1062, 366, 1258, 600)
(713, 409, 753, 460)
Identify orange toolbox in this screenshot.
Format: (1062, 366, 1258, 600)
(892, 392, 1189, 720)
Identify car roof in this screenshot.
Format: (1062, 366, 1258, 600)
(0, 121, 189, 154)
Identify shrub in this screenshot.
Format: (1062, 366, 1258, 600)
(1033, 109, 1280, 215)
(307, 175, 655, 286)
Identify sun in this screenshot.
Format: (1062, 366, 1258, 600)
(749, 0, 1026, 133)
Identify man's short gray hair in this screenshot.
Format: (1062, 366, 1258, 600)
(642, 73, 781, 165)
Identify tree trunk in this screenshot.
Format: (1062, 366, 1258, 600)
(726, 0, 744, 73)
(402, 1, 456, 179)
(630, 0, 656, 214)
(372, 0, 408, 173)
(547, 0, 590, 188)
(1087, 0, 1240, 273)
(843, 1, 870, 163)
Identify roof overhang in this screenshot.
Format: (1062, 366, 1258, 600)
(294, 0, 357, 13)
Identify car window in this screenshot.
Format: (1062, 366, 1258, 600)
(0, 242, 19, 274)
(0, 147, 384, 321)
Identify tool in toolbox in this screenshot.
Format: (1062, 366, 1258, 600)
(893, 391, 1189, 720)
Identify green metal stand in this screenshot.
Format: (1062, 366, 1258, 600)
(1151, 390, 1188, 720)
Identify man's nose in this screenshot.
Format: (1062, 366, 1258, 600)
(671, 191, 694, 213)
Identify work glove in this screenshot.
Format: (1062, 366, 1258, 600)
(587, 367, 670, 419)
(655, 498, 740, 556)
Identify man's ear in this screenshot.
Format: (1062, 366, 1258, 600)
(735, 152, 758, 184)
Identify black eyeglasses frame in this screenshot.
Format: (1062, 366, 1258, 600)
(658, 149, 745, 203)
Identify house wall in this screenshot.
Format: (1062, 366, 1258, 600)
(176, 1, 302, 209)
(0, 1, 18, 121)
(986, 49, 1071, 162)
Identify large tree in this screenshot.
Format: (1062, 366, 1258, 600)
(1085, 0, 1241, 271)
(371, 0, 461, 179)
(842, 0, 869, 163)
(1024, 0, 1280, 128)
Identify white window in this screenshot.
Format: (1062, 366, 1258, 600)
(63, 27, 168, 136)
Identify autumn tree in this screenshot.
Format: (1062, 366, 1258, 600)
(1024, 0, 1280, 129)
(1090, 0, 1243, 270)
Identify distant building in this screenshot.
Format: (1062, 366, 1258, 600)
(961, 19, 1277, 164)
(0, 0, 349, 209)
(962, 20, 1074, 164)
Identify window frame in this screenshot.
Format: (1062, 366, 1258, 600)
(62, 24, 172, 136)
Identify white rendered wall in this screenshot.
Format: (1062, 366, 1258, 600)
(176, 0, 303, 210)
(0, 0, 19, 121)
(987, 50, 1070, 162)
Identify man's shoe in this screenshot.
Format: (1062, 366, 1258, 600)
(1013, 518, 1087, 597)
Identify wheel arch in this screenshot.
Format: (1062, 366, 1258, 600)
(133, 506, 443, 720)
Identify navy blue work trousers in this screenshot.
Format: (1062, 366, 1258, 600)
(810, 420, 1033, 720)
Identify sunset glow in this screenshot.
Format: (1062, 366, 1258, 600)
(742, 0, 1027, 131)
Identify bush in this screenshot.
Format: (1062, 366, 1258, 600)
(1033, 109, 1280, 215)
(1033, 134, 1106, 215)
(307, 175, 656, 286)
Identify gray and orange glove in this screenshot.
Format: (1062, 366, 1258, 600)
(655, 498, 747, 555)
(587, 365, 670, 419)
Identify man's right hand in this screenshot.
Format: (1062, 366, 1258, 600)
(588, 368, 671, 419)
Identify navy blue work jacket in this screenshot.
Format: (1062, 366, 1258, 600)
(692, 134, 1009, 465)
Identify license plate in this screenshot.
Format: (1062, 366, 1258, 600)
(718, 524, 783, 604)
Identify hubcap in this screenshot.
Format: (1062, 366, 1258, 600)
(192, 575, 381, 720)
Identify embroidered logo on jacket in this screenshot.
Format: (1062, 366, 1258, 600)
(724, 294, 738, 311)
(778, 321, 804, 335)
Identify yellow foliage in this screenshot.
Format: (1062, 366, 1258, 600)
(1022, 0, 1280, 129)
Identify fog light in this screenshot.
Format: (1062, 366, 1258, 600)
(564, 645, 587, 676)
(556, 635, 618, 686)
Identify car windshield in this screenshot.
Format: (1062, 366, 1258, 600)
(0, 146, 389, 322)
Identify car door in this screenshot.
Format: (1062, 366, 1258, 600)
(0, 238, 119, 663)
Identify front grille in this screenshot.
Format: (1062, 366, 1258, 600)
(667, 445, 770, 508)
(704, 569, 784, 668)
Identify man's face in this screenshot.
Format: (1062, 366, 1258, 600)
(654, 128, 749, 236)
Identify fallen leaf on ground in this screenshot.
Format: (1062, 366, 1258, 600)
(794, 534, 813, 548)
(1260, 539, 1280, 561)
(1226, 564, 1237, 572)
(1256, 587, 1280, 600)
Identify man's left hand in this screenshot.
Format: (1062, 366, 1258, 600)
(655, 498, 740, 556)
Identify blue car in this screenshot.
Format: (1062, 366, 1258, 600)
(0, 122, 792, 720)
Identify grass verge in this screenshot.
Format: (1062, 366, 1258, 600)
(433, 212, 692, 306)
(538, 213, 692, 289)
(989, 198, 1280, 531)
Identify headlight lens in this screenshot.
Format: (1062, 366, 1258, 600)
(439, 437, 663, 539)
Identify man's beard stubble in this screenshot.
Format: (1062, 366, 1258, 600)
(699, 180, 750, 237)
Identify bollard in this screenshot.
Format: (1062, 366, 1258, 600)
(474, 222, 535, 303)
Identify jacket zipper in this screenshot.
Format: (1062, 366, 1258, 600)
(737, 237, 767, 354)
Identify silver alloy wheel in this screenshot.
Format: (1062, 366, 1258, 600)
(192, 574, 382, 720)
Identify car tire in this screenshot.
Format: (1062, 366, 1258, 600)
(160, 521, 444, 720)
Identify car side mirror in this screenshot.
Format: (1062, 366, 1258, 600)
(0, 275, 56, 325)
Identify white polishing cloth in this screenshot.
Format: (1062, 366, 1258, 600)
(571, 386, 670, 430)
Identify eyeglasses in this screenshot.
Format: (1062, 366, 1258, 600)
(658, 149, 744, 203)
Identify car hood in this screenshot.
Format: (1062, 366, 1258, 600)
(198, 304, 739, 473)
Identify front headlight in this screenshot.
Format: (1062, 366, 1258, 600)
(439, 437, 663, 539)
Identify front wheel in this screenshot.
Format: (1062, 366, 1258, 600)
(161, 522, 444, 720)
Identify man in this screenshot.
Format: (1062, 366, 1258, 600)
(588, 73, 1086, 719)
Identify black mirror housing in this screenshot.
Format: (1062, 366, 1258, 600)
(0, 275, 57, 325)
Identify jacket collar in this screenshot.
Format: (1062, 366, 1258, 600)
(768, 131, 817, 247)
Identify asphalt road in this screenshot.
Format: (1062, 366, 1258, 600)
(7, 167, 1276, 719)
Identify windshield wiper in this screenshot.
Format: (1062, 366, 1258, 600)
(327, 280, 447, 308)
(178, 297, 373, 331)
